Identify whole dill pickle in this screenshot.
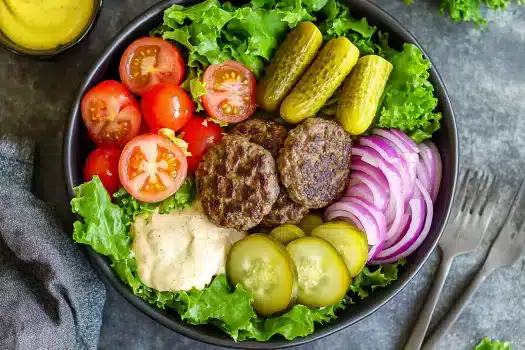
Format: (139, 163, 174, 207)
(280, 37, 359, 124)
(257, 22, 323, 112)
(336, 55, 393, 135)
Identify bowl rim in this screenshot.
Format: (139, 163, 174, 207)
(0, 0, 103, 58)
(63, 0, 459, 348)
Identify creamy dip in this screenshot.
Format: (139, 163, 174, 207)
(130, 202, 247, 291)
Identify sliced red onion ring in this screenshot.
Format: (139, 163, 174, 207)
(324, 209, 365, 232)
(325, 201, 382, 245)
(389, 129, 419, 153)
(351, 157, 389, 190)
(352, 146, 405, 241)
(416, 158, 432, 196)
(347, 171, 388, 211)
(383, 213, 410, 249)
(370, 180, 433, 264)
(345, 184, 374, 204)
(372, 129, 419, 154)
(359, 136, 412, 202)
(421, 141, 442, 202)
(340, 197, 387, 241)
(324, 201, 385, 260)
(369, 131, 419, 203)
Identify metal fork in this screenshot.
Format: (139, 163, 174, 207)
(404, 169, 497, 350)
(423, 179, 525, 349)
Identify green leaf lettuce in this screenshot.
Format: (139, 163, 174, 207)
(474, 337, 512, 350)
(377, 42, 442, 143)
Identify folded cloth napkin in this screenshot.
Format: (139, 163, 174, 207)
(0, 135, 105, 350)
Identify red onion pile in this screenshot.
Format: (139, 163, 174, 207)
(325, 129, 442, 264)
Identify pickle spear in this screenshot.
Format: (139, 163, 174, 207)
(280, 37, 359, 124)
(257, 22, 323, 112)
(336, 55, 393, 135)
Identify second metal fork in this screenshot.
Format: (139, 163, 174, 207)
(404, 169, 497, 350)
(423, 179, 525, 348)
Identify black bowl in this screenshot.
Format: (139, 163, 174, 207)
(63, 0, 458, 348)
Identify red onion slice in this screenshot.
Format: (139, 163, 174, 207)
(383, 213, 410, 249)
(353, 146, 405, 241)
(389, 129, 419, 153)
(343, 197, 387, 261)
(347, 171, 388, 211)
(325, 201, 382, 244)
(324, 209, 365, 232)
(359, 136, 412, 202)
(351, 158, 389, 190)
(423, 141, 442, 202)
(325, 201, 385, 260)
(416, 158, 432, 196)
(370, 130, 419, 204)
(345, 184, 374, 204)
(370, 180, 433, 264)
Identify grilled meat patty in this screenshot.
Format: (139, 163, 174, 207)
(259, 185, 309, 228)
(278, 118, 352, 209)
(230, 118, 288, 158)
(196, 135, 280, 230)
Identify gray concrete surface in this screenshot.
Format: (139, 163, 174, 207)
(1, 0, 524, 349)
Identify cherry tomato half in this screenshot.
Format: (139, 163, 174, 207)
(201, 61, 256, 123)
(83, 148, 122, 195)
(81, 80, 142, 148)
(119, 37, 185, 96)
(180, 117, 223, 173)
(118, 133, 188, 203)
(141, 83, 194, 133)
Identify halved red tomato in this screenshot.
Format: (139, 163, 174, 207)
(83, 148, 121, 195)
(81, 80, 142, 148)
(180, 117, 223, 173)
(119, 37, 185, 96)
(201, 61, 256, 123)
(118, 134, 188, 203)
(141, 83, 194, 133)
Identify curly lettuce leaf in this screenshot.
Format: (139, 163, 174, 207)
(408, 0, 523, 25)
(71, 177, 131, 261)
(113, 178, 196, 221)
(154, 0, 379, 82)
(475, 337, 512, 350)
(157, 0, 314, 78)
(440, 0, 485, 25)
(350, 260, 406, 299)
(318, 0, 380, 54)
(238, 298, 347, 341)
(377, 42, 442, 143)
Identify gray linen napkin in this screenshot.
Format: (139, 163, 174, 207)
(0, 135, 105, 350)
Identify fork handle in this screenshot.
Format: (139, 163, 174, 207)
(404, 253, 454, 350)
(422, 264, 494, 349)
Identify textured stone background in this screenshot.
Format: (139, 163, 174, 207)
(1, 0, 524, 349)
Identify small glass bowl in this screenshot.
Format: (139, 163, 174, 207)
(0, 0, 103, 58)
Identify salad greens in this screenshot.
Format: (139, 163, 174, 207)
(71, 177, 404, 341)
(376, 42, 442, 143)
(113, 178, 196, 221)
(474, 337, 512, 350)
(406, 0, 523, 25)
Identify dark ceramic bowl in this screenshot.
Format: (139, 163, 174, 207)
(63, 0, 458, 348)
(0, 0, 103, 58)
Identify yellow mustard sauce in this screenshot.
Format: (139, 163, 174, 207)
(0, 0, 95, 51)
